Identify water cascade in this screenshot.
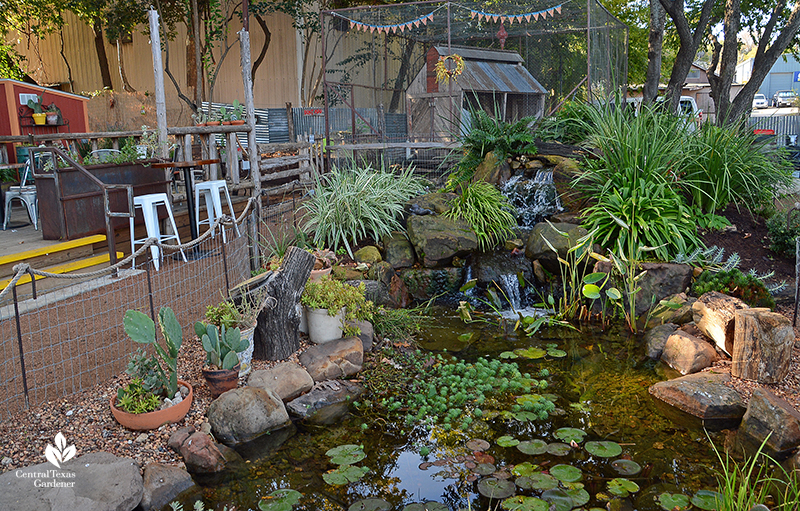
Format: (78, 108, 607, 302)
(502, 169, 563, 227)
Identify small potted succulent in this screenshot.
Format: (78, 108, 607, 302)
(219, 105, 232, 125)
(194, 321, 250, 398)
(111, 307, 193, 431)
(308, 248, 338, 282)
(45, 103, 61, 125)
(192, 111, 208, 126)
(230, 100, 246, 125)
(204, 294, 267, 377)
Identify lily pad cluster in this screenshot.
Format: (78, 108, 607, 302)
(500, 342, 566, 360)
(322, 445, 370, 486)
(258, 489, 302, 511)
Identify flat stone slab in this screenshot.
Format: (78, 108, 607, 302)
(286, 380, 364, 425)
(649, 370, 746, 422)
(0, 451, 143, 511)
(299, 337, 363, 382)
(248, 362, 313, 402)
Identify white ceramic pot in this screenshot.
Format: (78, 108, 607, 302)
(238, 326, 255, 377)
(297, 303, 308, 334)
(306, 307, 344, 343)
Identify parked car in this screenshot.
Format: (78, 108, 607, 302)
(655, 95, 702, 131)
(772, 90, 797, 108)
(752, 93, 768, 109)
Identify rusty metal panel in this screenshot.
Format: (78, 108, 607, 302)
(459, 61, 546, 94)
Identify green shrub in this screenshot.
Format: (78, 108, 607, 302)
(536, 99, 599, 145)
(692, 268, 775, 309)
(766, 211, 800, 258)
(301, 161, 426, 257)
(444, 181, 517, 252)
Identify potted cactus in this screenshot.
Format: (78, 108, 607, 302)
(194, 321, 250, 398)
(110, 307, 193, 430)
(27, 95, 46, 125)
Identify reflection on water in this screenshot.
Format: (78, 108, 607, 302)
(172, 308, 724, 511)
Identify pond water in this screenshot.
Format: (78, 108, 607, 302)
(175, 308, 729, 511)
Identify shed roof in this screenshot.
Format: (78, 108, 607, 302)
(432, 46, 546, 94)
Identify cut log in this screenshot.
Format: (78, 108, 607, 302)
(691, 291, 749, 355)
(732, 309, 795, 383)
(253, 246, 315, 361)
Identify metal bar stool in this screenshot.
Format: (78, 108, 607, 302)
(3, 160, 38, 231)
(194, 180, 241, 243)
(129, 193, 187, 271)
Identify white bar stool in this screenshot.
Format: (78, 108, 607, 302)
(129, 193, 187, 271)
(194, 180, 240, 242)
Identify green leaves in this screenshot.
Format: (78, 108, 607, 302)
(657, 493, 690, 510)
(322, 465, 369, 485)
(549, 464, 582, 483)
(325, 444, 366, 465)
(585, 441, 623, 458)
(444, 181, 517, 252)
(258, 489, 302, 511)
(607, 478, 639, 497)
(554, 428, 586, 444)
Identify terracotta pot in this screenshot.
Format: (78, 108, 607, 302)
(206, 121, 221, 126)
(32, 113, 46, 125)
(309, 267, 332, 282)
(46, 113, 59, 125)
(222, 121, 232, 125)
(110, 380, 193, 431)
(196, 122, 207, 127)
(202, 363, 241, 398)
(230, 120, 246, 125)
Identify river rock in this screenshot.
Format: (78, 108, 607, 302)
(473, 151, 511, 186)
(299, 336, 363, 382)
(208, 387, 291, 446)
(354, 246, 382, 264)
(399, 267, 463, 300)
(286, 380, 364, 424)
(170, 431, 242, 474)
(643, 323, 679, 359)
(406, 214, 478, 267)
(368, 261, 395, 288)
(692, 291, 749, 355)
(349, 319, 374, 351)
(405, 192, 457, 216)
(661, 330, 718, 375)
(732, 309, 795, 383)
(634, 264, 693, 317)
(382, 232, 416, 268)
(649, 370, 746, 422)
(739, 388, 800, 456)
(136, 463, 196, 511)
(525, 222, 588, 274)
(0, 452, 143, 511)
(471, 249, 534, 286)
(248, 362, 314, 402)
(646, 292, 697, 328)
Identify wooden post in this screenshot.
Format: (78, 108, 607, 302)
(286, 102, 295, 142)
(227, 132, 239, 184)
(148, 10, 169, 159)
(183, 134, 192, 161)
(239, 29, 261, 223)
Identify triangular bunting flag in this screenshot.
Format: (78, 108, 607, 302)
(492, 14, 499, 22)
(371, 25, 376, 33)
(471, 11, 476, 18)
(422, 16, 428, 25)
(349, 21, 354, 28)
(400, 24, 406, 32)
(392, 25, 397, 33)
(527, 13, 532, 21)
(556, 5, 562, 14)
(500, 16, 506, 22)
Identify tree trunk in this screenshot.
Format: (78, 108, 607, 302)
(117, 40, 136, 92)
(253, 247, 315, 361)
(706, 0, 739, 125)
(732, 309, 795, 383)
(252, 14, 271, 83)
(92, 21, 114, 89)
(389, 38, 416, 112)
(643, 0, 666, 104)
(59, 29, 75, 92)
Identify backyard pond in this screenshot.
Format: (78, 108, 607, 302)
(175, 308, 729, 511)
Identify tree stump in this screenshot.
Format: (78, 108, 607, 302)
(732, 309, 795, 383)
(691, 291, 748, 355)
(253, 246, 315, 361)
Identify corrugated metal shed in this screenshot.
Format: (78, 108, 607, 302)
(432, 45, 523, 64)
(431, 45, 545, 94)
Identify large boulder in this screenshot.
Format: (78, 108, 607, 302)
(405, 192, 457, 216)
(354, 246, 382, 264)
(136, 463, 196, 511)
(0, 452, 143, 511)
(382, 231, 416, 269)
(473, 151, 512, 186)
(286, 380, 365, 425)
(732, 308, 795, 383)
(399, 267, 463, 300)
(643, 323, 679, 360)
(739, 388, 800, 457)
(471, 249, 534, 286)
(660, 330, 718, 375)
(208, 387, 291, 446)
(248, 362, 314, 402)
(299, 337, 363, 382)
(634, 263, 693, 317)
(692, 291, 749, 355)
(646, 292, 697, 328)
(168, 430, 242, 474)
(406, 214, 478, 268)
(649, 370, 746, 423)
(525, 222, 588, 274)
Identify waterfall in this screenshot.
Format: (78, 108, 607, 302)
(502, 169, 563, 227)
(498, 273, 521, 311)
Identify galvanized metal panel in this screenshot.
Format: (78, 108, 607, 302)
(458, 61, 546, 94)
(433, 45, 523, 63)
(747, 114, 800, 146)
(268, 108, 290, 144)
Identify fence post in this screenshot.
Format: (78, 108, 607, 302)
(11, 286, 30, 409)
(221, 238, 231, 293)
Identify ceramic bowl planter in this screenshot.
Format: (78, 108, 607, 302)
(306, 307, 345, 343)
(309, 267, 332, 282)
(202, 364, 241, 398)
(110, 380, 193, 431)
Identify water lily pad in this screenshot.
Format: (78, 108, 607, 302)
(474, 452, 495, 464)
(403, 502, 448, 511)
(497, 436, 520, 447)
(546, 443, 571, 456)
(546, 348, 567, 358)
(585, 441, 622, 458)
(540, 488, 574, 511)
(564, 488, 589, 507)
(258, 489, 302, 511)
(517, 394, 548, 407)
(691, 490, 723, 510)
(473, 463, 497, 475)
(549, 464, 581, 483)
(514, 347, 546, 359)
(657, 493, 690, 511)
(511, 461, 539, 477)
(478, 477, 516, 499)
(610, 459, 641, 476)
(522, 472, 558, 490)
(511, 411, 539, 422)
(500, 496, 548, 511)
(607, 478, 639, 497)
(348, 498, 391, 511)
(554, 428, 586, 444)
(517, 440, 548, 455)
(499, 351, 519, 359)
(458, 333, 473, 343)
(467, 439, 490, 451)
(326, 444, 366, 465)
(322, 465, 369, 485)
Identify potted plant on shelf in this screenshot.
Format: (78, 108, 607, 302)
(27, 96, 46, 125)
(219, 105, 232, 125)
(192, 111, 208, 127)
(300, 276, 370, 343)
(45, 103, 61, 125)
(111, 307, 193, 431)
(194, 321, 249, 398)
(230, 100, 246, 125)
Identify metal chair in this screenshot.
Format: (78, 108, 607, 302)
(3, 161, 38, 230)
(194, 180, 240, 242)
(129, 193, 187, 270)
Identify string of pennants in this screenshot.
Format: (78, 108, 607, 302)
(342, 2, 564, 33)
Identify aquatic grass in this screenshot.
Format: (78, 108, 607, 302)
(444, 181, 517, 252)
(371, 301, 433, 342)
(301, 160, 426, 258)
